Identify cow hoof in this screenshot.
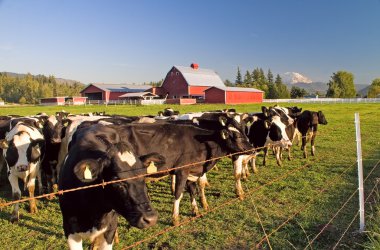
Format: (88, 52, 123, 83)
(173, 217, 180, 226)
(30, 206, 38, 214)
(203, 204, 209, 211)
(10, 213, 19, 224)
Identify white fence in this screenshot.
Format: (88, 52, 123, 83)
(264, 98, 380, 104)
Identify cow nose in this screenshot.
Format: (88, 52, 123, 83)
(138, 210, 158, 228)
(16, 165, 29, 172)
(51, 137, 61, 144)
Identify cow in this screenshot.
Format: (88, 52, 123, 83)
(271, 106, 303, 161)
(102, 112, 253, 226)
(59, 124, 163, 249)
(297, 110, 328, 158)
(241, 106, 295, 182)
(0, 119, 46, 222)
(39, 114, 71, 194)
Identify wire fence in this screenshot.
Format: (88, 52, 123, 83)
(0, 132, 379, 249)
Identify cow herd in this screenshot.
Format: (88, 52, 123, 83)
(0, 106, 327, 249)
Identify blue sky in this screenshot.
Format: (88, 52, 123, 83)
(0, 0, 379, 85)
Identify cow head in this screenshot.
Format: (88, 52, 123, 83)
(1, 124, 45, 172)
(317, 111, 328, 125)
(43, 115, 71, 144)
(69, 125, 160, 229)
(286, 106, 303, 118)
(215, 113, 253, 154)
(264, 106, 295, 126)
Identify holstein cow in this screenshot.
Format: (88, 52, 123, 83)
(39, 114, 71, 194)
(103, 112, 253, 226)
(59, 124, 162, 249)
(271, 106, 303, 161)
(297, 110, 328, 158)
(0, 119, 46, 222)
(244, 106, 294, 172)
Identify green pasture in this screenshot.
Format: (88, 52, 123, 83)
(0, 103, 379, 249)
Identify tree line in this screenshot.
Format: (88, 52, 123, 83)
(227, 68, 380, 98)
(0, 73, 84, 104)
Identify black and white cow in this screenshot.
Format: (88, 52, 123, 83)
(297, 110, 328, 158)
(103, 112, 253, 226)
(59, 124, 162, 249)
(39, 114, 71, 194)
(245, 106, 294, 168)
(0, 119, 46, 222)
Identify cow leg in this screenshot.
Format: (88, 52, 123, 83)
(67, 234, 83, 250)
(233, 155, 245, 200)
(249, 156, 258, 174)
(27, 176, 38, 214)
(311, 132, 317, 156)
(198, 174, 209, 210)
(37, 165, 43, 195)
(263, 147, 269, 166)
(275, 148, 282, 167)
(8, 174, 21, 223)
(301, 133, 308, 158)
(288, 146, 292, 161)
(170, 175, 176, 195)
(187, 181, 199, 216)
(172, 172, 187, 226)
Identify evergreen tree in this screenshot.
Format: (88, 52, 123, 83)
(267, 69, 274, 84)
(275, 74, 290, 98)
(243, 70, 252, 87)
(235, 67, 242, 85)
(326, 71, 356, 97)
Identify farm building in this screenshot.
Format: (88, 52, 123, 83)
(204, 86, 264, 104)
(80, 83, 152, 103)
(154, 63, 225, 101)
(39, 96, 87, 106)
(154, 63, 264, 104)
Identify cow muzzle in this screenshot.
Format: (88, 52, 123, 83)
(15, 165, 29, 172)
(136, 209, 158, 229)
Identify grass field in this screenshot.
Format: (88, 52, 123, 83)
(0, 103, 379, 249)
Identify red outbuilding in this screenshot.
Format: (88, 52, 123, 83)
(80, 83, 152, 103)
(204, 86, 264, 104)
(155, 63, 226, 101)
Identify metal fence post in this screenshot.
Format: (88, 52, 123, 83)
(355, 113, 365, 232)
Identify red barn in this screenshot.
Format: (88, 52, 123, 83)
(80, 83, 152, 103)
(155, 64, 226, 101)
(204, 86, 264, 104)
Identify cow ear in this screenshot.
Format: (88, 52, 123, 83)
(261, 106, 269, 117)
(140, 153, 166, 174)
(73, 159, 102, 182)
(62, 119, 72, 127)
(220, 129, 229, 140)
(241, 113, 249, 122)
(219, 116, 227, 126)
(34, 120, 44, 129)
(0, 139, 8, 149)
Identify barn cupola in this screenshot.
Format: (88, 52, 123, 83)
(190, 63, 199, 70)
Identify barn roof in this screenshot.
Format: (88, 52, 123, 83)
(119, 92, 157, 98)
(81, 83, 152, 93)
(173, 66, 225, 87)
(205, 86, 264, 93)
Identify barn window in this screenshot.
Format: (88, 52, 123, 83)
(176, 72, 179, 76)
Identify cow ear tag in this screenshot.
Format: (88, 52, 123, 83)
(84, 165, 92, 180)
(147, 161, 157, 174)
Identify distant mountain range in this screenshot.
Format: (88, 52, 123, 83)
(1, 71, 83, 85)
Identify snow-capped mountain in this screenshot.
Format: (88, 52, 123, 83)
(282, 72, 312, 84)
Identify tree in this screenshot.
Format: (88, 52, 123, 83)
(267, 69, 274, 84)
(367, 78, 380, 98)
(326, 71, 356, 98)
(243, 71, 252, 87)
(224, 79, 234, 86)
(235, 67, 242, 85)
(290, 86, 308, 98)
(275, 74, 290, 98)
